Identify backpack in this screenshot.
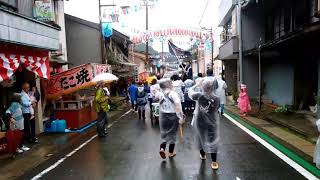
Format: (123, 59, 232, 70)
(160, 92, 175, 112)
(198, 95, 219, 114)
(136, 90, 147, 105)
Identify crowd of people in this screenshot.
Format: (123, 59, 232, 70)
(4, 82, 40, 154)
(124, 69, 253, 171)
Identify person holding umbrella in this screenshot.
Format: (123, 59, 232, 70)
(188, 77, 220, 170)
(94, 81, 109, 137)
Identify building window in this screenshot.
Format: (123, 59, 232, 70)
(0, 0, 17, 11)
(220, 19, 232, 44)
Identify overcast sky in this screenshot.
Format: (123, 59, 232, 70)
(64, 0, 221, 52)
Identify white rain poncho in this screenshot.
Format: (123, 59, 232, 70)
(216, 77, 227, 105)
(314, 119, 320, 168)
(156, 78, 184, 144)
(172, 79, 185, 102)
(188, 77, 220, 153)
(184, 79, 194, 102)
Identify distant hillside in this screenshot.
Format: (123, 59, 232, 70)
(134, 43, 158, 55)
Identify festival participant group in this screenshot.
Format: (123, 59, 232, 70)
(123, 69, 251, 170)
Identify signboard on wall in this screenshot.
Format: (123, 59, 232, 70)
(33, 0, 55, 22)
(42, 63, 111, 100)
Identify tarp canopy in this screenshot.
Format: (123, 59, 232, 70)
(42, 63, 111, 100)
(0, 44, 50, 82)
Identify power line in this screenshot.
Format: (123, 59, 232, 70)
(198, 0, 211, 26)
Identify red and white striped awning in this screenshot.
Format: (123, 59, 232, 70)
(0, 45, 50, 82)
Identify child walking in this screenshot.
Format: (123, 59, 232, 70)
(237, 84, 251, 117)
(188, 77, 220, 170)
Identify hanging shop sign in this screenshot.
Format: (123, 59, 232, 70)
(138, 72, 148, 81)
(42, 63, 111, 100)
(131, 28, 212, 44)
(33, 0, 55, 22)
(102, 22, 113, 38)
(0, 44, 50, 82)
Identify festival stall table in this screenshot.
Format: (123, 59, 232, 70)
(42, 63, 112, 130)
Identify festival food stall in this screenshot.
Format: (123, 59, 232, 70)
(42, 63, 113, 130)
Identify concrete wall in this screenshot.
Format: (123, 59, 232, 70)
(243, 56, 259, 97)
(55, 1, 68, 66)
(132, 55, 146, 74)
(17, 0, 33, 17)
(242, 5, 265, 51)
(262, 62, 294, 105)
(65, 14, 102, 67)
(224, 60, 237, 95)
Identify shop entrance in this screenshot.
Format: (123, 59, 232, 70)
(294, 60, 318, 110)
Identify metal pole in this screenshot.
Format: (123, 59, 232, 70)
(161, 37, 164, 75)
(258, 45, 262, 110)
(211, 28, 214, 71)
(197, 48, 199, 74)
(237, 0, 243, 84)
(145, 0, 149, 71)
(98, 0, 106, 64)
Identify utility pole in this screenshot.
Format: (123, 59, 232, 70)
(210, 27, 214, 71)
(237, 0, 243, 84)
(161, 38, 163, 75)
(98, 0, 105, 64)
(145, 0, 149, 72)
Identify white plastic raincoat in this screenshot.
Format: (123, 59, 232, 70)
(189, 77, 220, 153)
(172, 80, 185, 102)
(156, 79, 184, 144)
(216, 77, 227, 104)
(314, 119, 320, 168)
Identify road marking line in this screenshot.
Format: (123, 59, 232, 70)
(236, 177, 241, 180)
(31, 135, 97, 180)
(120, 109, 133, 118)
(31, 110, 132, 180)
(224, 114, 319, 180)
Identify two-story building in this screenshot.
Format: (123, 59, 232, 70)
(0, 0, 66, 133)
(218, 0, 320, 110)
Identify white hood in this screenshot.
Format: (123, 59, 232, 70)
(172, 80, 183, 87)
(137, 87, 144, 92)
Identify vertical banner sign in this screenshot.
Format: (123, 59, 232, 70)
(33, 0, 55, 22)
(102, 22, 113, 38)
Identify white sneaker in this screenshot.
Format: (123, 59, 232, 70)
(16, 148, 23, 154)
(21, 145, 30, 151)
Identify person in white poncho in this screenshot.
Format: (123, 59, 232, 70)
(188, 77, 220, 170)
(154, 78, 184, 159)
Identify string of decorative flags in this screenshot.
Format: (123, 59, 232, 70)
(101, 0, 160, 38)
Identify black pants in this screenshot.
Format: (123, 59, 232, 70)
(200, 149, 217, 162)
(97, 111, 107, 136)
(160, 143, 175, 153)
(29, 117, 36, 140)
(23, 113, 31, 142)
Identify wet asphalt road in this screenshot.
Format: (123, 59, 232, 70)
(22, 107, 306, 180)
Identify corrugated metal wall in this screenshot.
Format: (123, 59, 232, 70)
(65, 15, 102, 67)
(17, 0, 33, 17)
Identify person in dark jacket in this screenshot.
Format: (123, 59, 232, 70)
(136, 82, 147, 120)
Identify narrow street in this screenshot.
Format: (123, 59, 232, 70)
(20, 107, 306, 180)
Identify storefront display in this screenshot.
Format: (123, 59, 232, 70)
(42, 63, 112, 130)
